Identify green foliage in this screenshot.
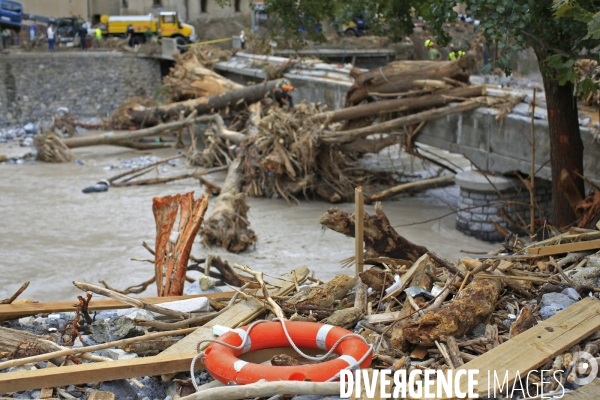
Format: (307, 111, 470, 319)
(549, 0, 600, 96)
(264, 0, 599, 91)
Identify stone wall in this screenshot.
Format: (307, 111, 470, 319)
(455, 171, 553, 242)
(0, 52, 161, 126)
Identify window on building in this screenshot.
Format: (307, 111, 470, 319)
(201, 0, 207, 13)
(234, 0, 241, 12)
(153, 0, 162, 7)
(122, 0, 128, 8)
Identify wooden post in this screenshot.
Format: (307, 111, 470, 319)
(355, 187, 364, 275)
(530, 88, 536, 237)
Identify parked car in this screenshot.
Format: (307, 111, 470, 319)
(0, 0, 23, 32)
(55, 16, 85, 43)
(336, 13, 369, 37)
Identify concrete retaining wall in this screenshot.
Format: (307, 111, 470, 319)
(415, 107, 600, 184)
(0, 52, 162, 126)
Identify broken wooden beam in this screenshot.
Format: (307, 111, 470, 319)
(527, 238, 600, 256)
(0, 292, 235, 320)
(0, 347, 301, 393)
(448, 297, 600, 398)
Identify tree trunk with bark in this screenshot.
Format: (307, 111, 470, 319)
(345, 55, 476, 106)
(318, 202, 428, 262)
(536, 52, 585, 228)
(311, 85, 484, 124)
(127, 80, 280, 127)
(200, 158, 257, 253)
(321, 96, 493, 144)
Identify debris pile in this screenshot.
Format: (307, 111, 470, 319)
(2, 192, 600, 399)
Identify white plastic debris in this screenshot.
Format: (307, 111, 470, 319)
(155, 297, 211, 314)
(384, 275, 402, 295)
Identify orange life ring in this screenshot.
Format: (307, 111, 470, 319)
(204, 321, 372, 384)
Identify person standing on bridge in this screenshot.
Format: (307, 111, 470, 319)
(47, 23, 55, 51)
(126, 24, 135, 48)
(426, 40, 442, 61)
(78, 24, 88, 51)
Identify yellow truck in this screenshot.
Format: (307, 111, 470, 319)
(100, 11, 196, 45)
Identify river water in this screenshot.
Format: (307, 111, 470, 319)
(0, 143, 495, 301)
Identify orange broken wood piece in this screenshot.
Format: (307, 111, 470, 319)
(153, 193, 209, 297)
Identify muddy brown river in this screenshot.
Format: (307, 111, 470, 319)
(0, 143, 495, 301)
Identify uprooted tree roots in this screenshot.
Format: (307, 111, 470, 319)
(34, 131, 75, 163)
(197, 104, 397, 205)
(200, 158, 257, 253)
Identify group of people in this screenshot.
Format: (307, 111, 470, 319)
(46, 22, 103, 51)
(424, 38, 466, 61)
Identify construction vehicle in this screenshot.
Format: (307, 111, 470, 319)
(100, 12, 196, 46)
(0, 0, 23, 31)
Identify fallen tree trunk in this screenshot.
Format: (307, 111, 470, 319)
(346, 55, 476, 105)
(318, 202, 428, 262)
(397, 277, 504, 348)
(63, 115, 209, 149)
(200, 158, 257, 253)
(365, 175, 455, 204)
(312, 85, 483, 124)
(113, 171, 207, 187)
(127, 80, 281, 127)
(322, 96, 492, 144)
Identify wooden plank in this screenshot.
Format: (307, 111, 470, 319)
(562, 379, 600, 399)
(0, 346, 303, 393)
(528, 238, 600, 256)
(444, 297, 600, 399)
(87, 391, 115, 400)
(355, 187, 364, 275)
(0, 292, 235, 319)
(162, 266, 309, 356)
(39, 387, 54, 399)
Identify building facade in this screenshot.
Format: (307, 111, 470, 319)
(20, 0, 253, 39)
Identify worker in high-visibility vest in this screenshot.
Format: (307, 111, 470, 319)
(91, 27, 101, 48)
(449, 49, 466, 60)
(427, 42, 441, 61)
